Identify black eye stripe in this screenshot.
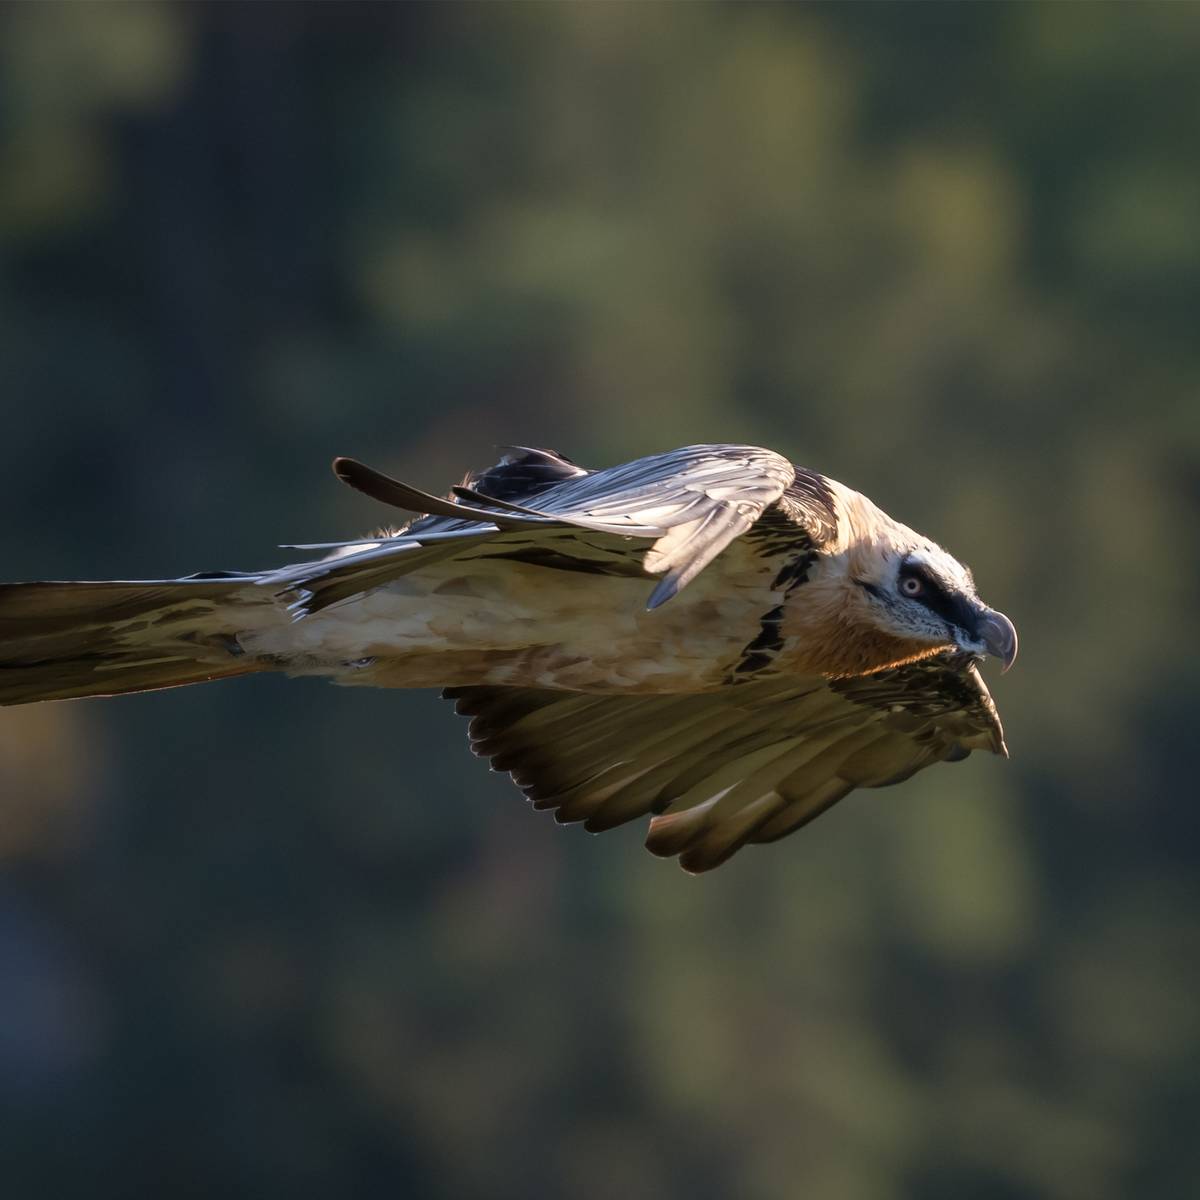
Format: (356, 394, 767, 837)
(900, 564, 978, 636)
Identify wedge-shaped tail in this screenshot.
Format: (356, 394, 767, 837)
(0, 573, 281, 705)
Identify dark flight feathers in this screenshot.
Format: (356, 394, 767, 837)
(445, 652, 1005, 873)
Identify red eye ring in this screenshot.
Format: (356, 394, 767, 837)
(900, 576, 924, 597)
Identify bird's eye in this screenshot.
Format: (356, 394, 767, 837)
(900, 575, 924, 597)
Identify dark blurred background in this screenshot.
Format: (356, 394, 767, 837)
(1, 4, 1198, 1198)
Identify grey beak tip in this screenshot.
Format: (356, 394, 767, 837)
(981, 608, 1018, 673)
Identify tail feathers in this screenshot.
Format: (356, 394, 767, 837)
(0, 574, 282, 705)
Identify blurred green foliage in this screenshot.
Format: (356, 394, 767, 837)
(1, 4, 1198, 1199)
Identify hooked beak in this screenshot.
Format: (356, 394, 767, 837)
(977, 608, 1018, 672)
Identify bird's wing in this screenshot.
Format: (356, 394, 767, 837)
(280, 445, 799, 616)
(446, 652, 1006, 873)
(457, 445, 590, 502)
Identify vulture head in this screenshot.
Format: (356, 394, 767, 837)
(854, 543, 1018, 672)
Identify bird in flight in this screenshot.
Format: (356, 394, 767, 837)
(0, 444, 1016, 872)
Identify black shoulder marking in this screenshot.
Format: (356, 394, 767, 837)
(742, 504, 820, 593)
(731, 604, 786, 680)
(771, 550, 817, 593)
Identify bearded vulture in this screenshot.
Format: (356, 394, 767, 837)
(0, 445, 1017, 872)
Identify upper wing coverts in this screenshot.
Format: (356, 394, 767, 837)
(280, 445, 796, 615)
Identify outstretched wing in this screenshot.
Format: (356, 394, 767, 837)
(446, 652, 1006, 873)
(280, 445, 798, 616)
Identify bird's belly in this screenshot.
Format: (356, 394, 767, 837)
(251, 558, 780, 693)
